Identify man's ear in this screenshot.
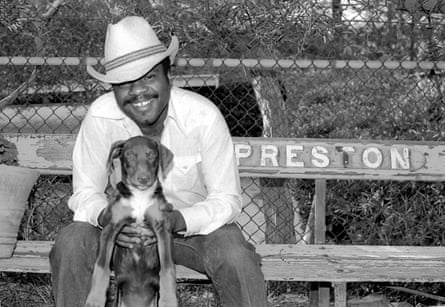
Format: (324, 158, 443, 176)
(158, 143, 174, 179)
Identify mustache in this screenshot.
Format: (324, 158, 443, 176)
(124, 94, 158, 105)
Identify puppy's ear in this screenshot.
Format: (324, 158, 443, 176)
(106, 140, 126, 187)
(158, 143, 174, 179)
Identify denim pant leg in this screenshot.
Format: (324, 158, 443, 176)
(173, 223, 267, 307)
(49, 222, 100, 307)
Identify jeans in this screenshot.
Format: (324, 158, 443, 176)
(49, 222, 267, 307)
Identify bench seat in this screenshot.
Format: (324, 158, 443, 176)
(3, 240, 445, 284)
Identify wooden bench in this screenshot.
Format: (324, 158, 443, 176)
(2, 133, 445, 307)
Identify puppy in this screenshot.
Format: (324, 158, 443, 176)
(85, 135, 178, 307)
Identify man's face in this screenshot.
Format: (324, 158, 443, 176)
(113, 62, 170, 129)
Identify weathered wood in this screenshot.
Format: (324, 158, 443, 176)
(314, 179, 329, 307)
(234, 137, 445, 181)
(334, 282, 347, 307)
(4, 133, 74, 173)
(4, 241, 445, 283)
(0, 240, 207, 279)
(314, 180, 327, 244)
(261, 179, 296, 244)
(5, 133, 445, 180)
(318, 286, 330, 307)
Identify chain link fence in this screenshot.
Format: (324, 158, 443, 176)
(1, 0, 445, 305)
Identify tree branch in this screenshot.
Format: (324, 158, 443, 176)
(42, 0, 64, 19)
(0, 69, 37, 110)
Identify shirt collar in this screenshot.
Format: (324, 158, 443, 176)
(166, 86, 187, 135)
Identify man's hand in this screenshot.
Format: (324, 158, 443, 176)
(145, 205, 186, 234)
(98, 209, 157, 248)
(115, 224, 157, 248)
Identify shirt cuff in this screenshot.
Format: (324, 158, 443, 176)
(177, 207, 202, 236)
(72, 200, 108, 228)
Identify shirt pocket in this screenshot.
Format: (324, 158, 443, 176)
(171, 154, 202, 190)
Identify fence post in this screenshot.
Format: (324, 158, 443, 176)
(310, 179, 330, 307)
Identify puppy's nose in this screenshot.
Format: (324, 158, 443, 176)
(137, 175, 150, 185)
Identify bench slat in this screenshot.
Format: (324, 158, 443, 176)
(0, 241, 207, 279)
(5, 133, 445, 181)
(3, 241, 445, 283)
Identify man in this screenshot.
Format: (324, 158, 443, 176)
(49, 16, 267, 307)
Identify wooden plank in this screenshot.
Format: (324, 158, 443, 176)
(234, 137, 445, 181)
(4, 133, 445, 181)
(318, 285, 330, 307)
(0, 240, 207, 279)
(4, 241, 445, 283)
(262, 179, 296, 244)
(4, 133, 74, 173)
(313, 179, 329, 307)
(334, 282, 347, 307)
(314, 179, 327, 244)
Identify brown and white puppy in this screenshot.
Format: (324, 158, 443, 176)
(85, 135, 177, 307)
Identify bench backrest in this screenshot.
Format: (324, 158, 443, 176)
(5, 133, 445, 181)
(5, 132, 445, 244)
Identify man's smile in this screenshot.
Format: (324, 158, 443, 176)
(133, 99, 154, 108)
(126, 95, 159, 111)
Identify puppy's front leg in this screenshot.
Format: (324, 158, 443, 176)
(145, 202, 178, 307)
(85, 215, 134, 307)
(157, 229, 177, 307)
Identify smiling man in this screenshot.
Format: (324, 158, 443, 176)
(49, 16, 267, 307)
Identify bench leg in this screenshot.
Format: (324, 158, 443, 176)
(309, 282, 330, 307)
(333, 282, 347, 307)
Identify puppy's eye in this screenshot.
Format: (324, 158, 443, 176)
(147, 152, 157, 162)
(124, 151, 137, 163)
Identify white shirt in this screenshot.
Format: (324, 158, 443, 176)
(69, 86, 242, 236)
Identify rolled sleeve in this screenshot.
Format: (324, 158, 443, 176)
(68, 116, 110, 227)
(179, 110, 242, 236)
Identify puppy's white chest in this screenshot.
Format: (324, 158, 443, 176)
(121, 188, 156, 224)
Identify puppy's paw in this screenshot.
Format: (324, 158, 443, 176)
(84, 296, 106, 307)
(159, 297, 178, 307)
(84, 290, 107, 307)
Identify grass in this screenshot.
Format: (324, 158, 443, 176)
(0, 273, 53, 307)
(0, 273, 310, 307)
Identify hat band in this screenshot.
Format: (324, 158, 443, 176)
(104, 44, 167, 72)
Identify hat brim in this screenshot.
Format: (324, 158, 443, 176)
(87, 36, 179, 84)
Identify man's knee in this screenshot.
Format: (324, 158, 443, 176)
(50, 222, 100, 265)
(205, 224, 261, 268)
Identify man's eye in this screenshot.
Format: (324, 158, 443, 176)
(143, 74, 155, 81)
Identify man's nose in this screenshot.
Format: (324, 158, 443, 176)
(129, 79, 150, 95)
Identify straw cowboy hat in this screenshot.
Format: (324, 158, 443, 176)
(87, 16, 179, 84)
